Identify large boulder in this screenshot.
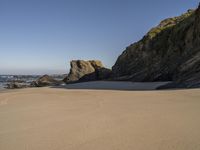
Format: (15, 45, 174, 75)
(63, 60, 112, 83)
(31, 75, 61, 87)
(112, 5, 200, 88)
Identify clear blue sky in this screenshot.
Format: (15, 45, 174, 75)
(0, 0, 199, 75)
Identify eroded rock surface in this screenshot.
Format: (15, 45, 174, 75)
(63, 60, 112, 83)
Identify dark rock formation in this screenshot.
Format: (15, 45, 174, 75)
(63, 60, 112, 83)
(79, 68, 112, 82)
(96, 68, 112, 80)
(6, 82, 29, 89)
(112, 5, 200, 88)
(31, 75, 62, 87)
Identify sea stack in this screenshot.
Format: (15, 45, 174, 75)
(63, 60, 112, 83)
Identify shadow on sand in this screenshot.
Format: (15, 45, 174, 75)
(51, 81, 175, 91)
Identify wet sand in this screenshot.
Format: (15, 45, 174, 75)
(59, 81, 170, 90)
(0, 85, 200, 150)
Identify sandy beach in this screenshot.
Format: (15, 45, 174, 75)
(0, 83, 200, 150)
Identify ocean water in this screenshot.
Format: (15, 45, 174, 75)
(0, 75, 10, 89)
(0, 75, 40, 90)
(0, 83, 5, 90)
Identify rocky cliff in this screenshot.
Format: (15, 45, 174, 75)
(112, 5, 200, 87)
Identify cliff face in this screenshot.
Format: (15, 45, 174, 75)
(112, 5, 200, 87)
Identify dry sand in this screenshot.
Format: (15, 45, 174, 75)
(0, 83, 200, 150)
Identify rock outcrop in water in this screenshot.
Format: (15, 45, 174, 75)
(31, 75, 62, 87)
(112, 5, 200, 88)
(63, 60, 112, 83)
(6, 82, 29, 89)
